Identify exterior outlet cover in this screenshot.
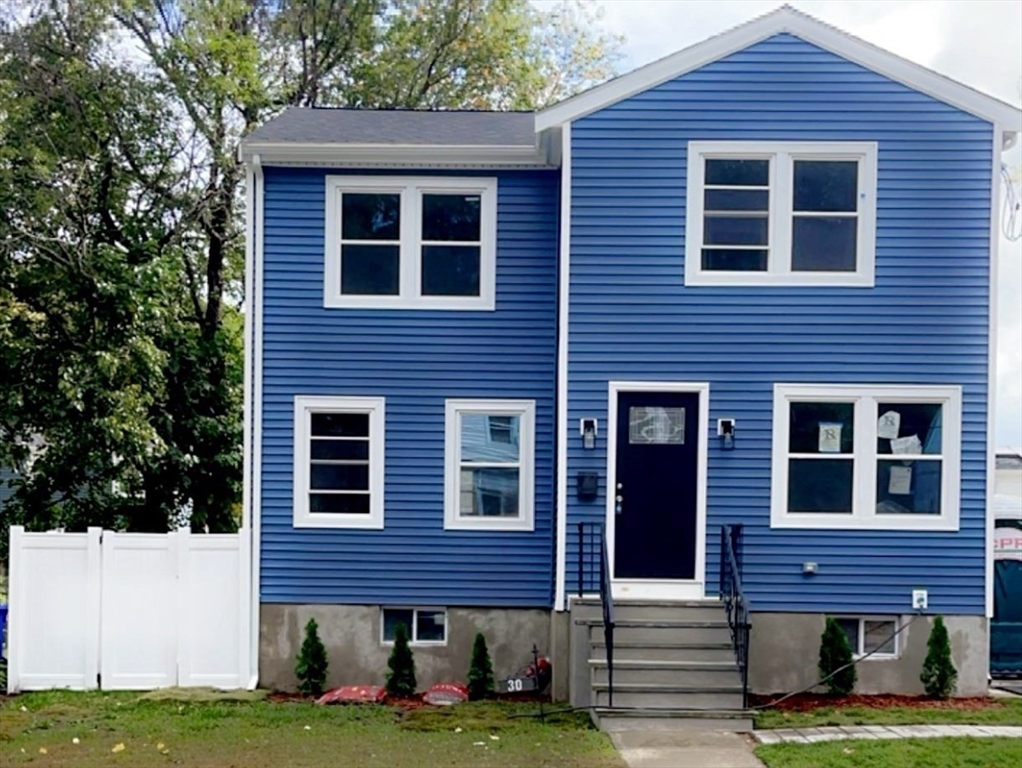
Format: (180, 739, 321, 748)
(912, 589, 928, 610)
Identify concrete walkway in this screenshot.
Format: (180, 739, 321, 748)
(609, 724, 1022, 767)
(753, 724, 1022, 745)
(610, 730, 765, 768)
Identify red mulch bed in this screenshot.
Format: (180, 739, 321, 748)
(749, 693, 1003, 712)
(267, 691, 312, 703)
(387, 696, 429, 710)
(268, 690, 549, 709)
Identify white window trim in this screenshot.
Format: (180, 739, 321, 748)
(771, 384, 962, 531)
(444, 399, 536, 532)
(323, 175, 497, 310)
(380, 607, 448, 646)
(685, 141, 878, 287)
(293, 395, 385, 529)
(836, 616, 901, 660)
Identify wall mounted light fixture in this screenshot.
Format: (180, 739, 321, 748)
(717, 418, 736, 450)
(580, 418, 598, 450)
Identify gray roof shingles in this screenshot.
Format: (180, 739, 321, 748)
(243, 107, 537, 147)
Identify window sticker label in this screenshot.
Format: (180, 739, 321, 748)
(818, 422, 843, 453)
(878, 410, 901, 440)
(890, 435, 922, 455)
(889, 465, 913, 495)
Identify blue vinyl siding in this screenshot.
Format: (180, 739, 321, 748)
(565, 34, 991, 615)
(260, 167, 558, 607)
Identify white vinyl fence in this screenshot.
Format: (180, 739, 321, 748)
(7, 526, 250, 692)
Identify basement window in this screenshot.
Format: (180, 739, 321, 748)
(381, 608, 447, 645)
(835, 617, 899, 658)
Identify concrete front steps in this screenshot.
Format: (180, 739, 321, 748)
(570, 598, 753, 732)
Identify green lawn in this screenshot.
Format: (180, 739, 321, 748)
(0, 690, 623, 768)
(754, 698, 1022, 730)
(756, 737, 1022, 768)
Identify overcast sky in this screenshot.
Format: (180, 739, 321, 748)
(551, 0, 1022, 447)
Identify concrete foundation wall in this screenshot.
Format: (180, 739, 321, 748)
(748, 613, 988, 696)
(260, 604, 554, 693)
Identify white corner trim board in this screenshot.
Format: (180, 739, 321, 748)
(534, 7, 1022, 133)
(985, 123, 1002, 617)
(246, 154, 263, 689)
(554, 124, 572, 611)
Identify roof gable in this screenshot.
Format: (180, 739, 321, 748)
(535, 5, 1021, 142)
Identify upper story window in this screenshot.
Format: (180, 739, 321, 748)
(292, 396, 385, 529)
(771, 384, 961, 531)
(324, 176, 497, 310)
(685, 142, 877, 287)
(444, 399, 535, 532)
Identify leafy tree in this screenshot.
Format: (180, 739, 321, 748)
(467, 632, 494, 700)
(920, 615, 957, 699)
(295, 618, 329, 696)
(386, 622, 417, 697)
(0, 0, 621, 551)
(818, 617, 857, 696)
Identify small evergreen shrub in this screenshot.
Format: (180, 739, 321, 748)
(920, 615, 957, 699)
(818, 617, 857, 696)
(467, 632, 495, 700)
(386, 622, 417, 697)
(295, 618, 328, 697)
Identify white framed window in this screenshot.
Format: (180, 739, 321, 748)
(771, 384, 961, 531)
(685, 142, 877, 287)
(292, 396, 385, 529)
(381, 607, 447, 645)
(835, 617, 900, 659)
(324, 175, 497, 310)
(444, 399, 536, 531)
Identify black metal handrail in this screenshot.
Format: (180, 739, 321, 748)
(577, 522, 615, 708)
(719, 524, 751, 708)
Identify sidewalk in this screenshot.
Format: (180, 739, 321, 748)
(610, 730, 765, 768)
(753, 723, 1022, 744)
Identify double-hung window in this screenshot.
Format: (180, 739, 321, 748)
(685, 142, 877, 286)
(324, 176, 497, 309)
(444, 399, 535, 531)
(771, 384, 961, 531)
(293, 396, 385, 529)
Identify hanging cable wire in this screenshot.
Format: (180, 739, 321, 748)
(1003, 163, 1022, 242)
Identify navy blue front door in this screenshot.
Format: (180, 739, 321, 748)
(614, 391, 700, 580)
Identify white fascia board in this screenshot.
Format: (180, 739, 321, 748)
(535, 6, 1022, 134)
(238, 142, 553, 168)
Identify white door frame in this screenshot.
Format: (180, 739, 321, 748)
(607, 381, 710, 601)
